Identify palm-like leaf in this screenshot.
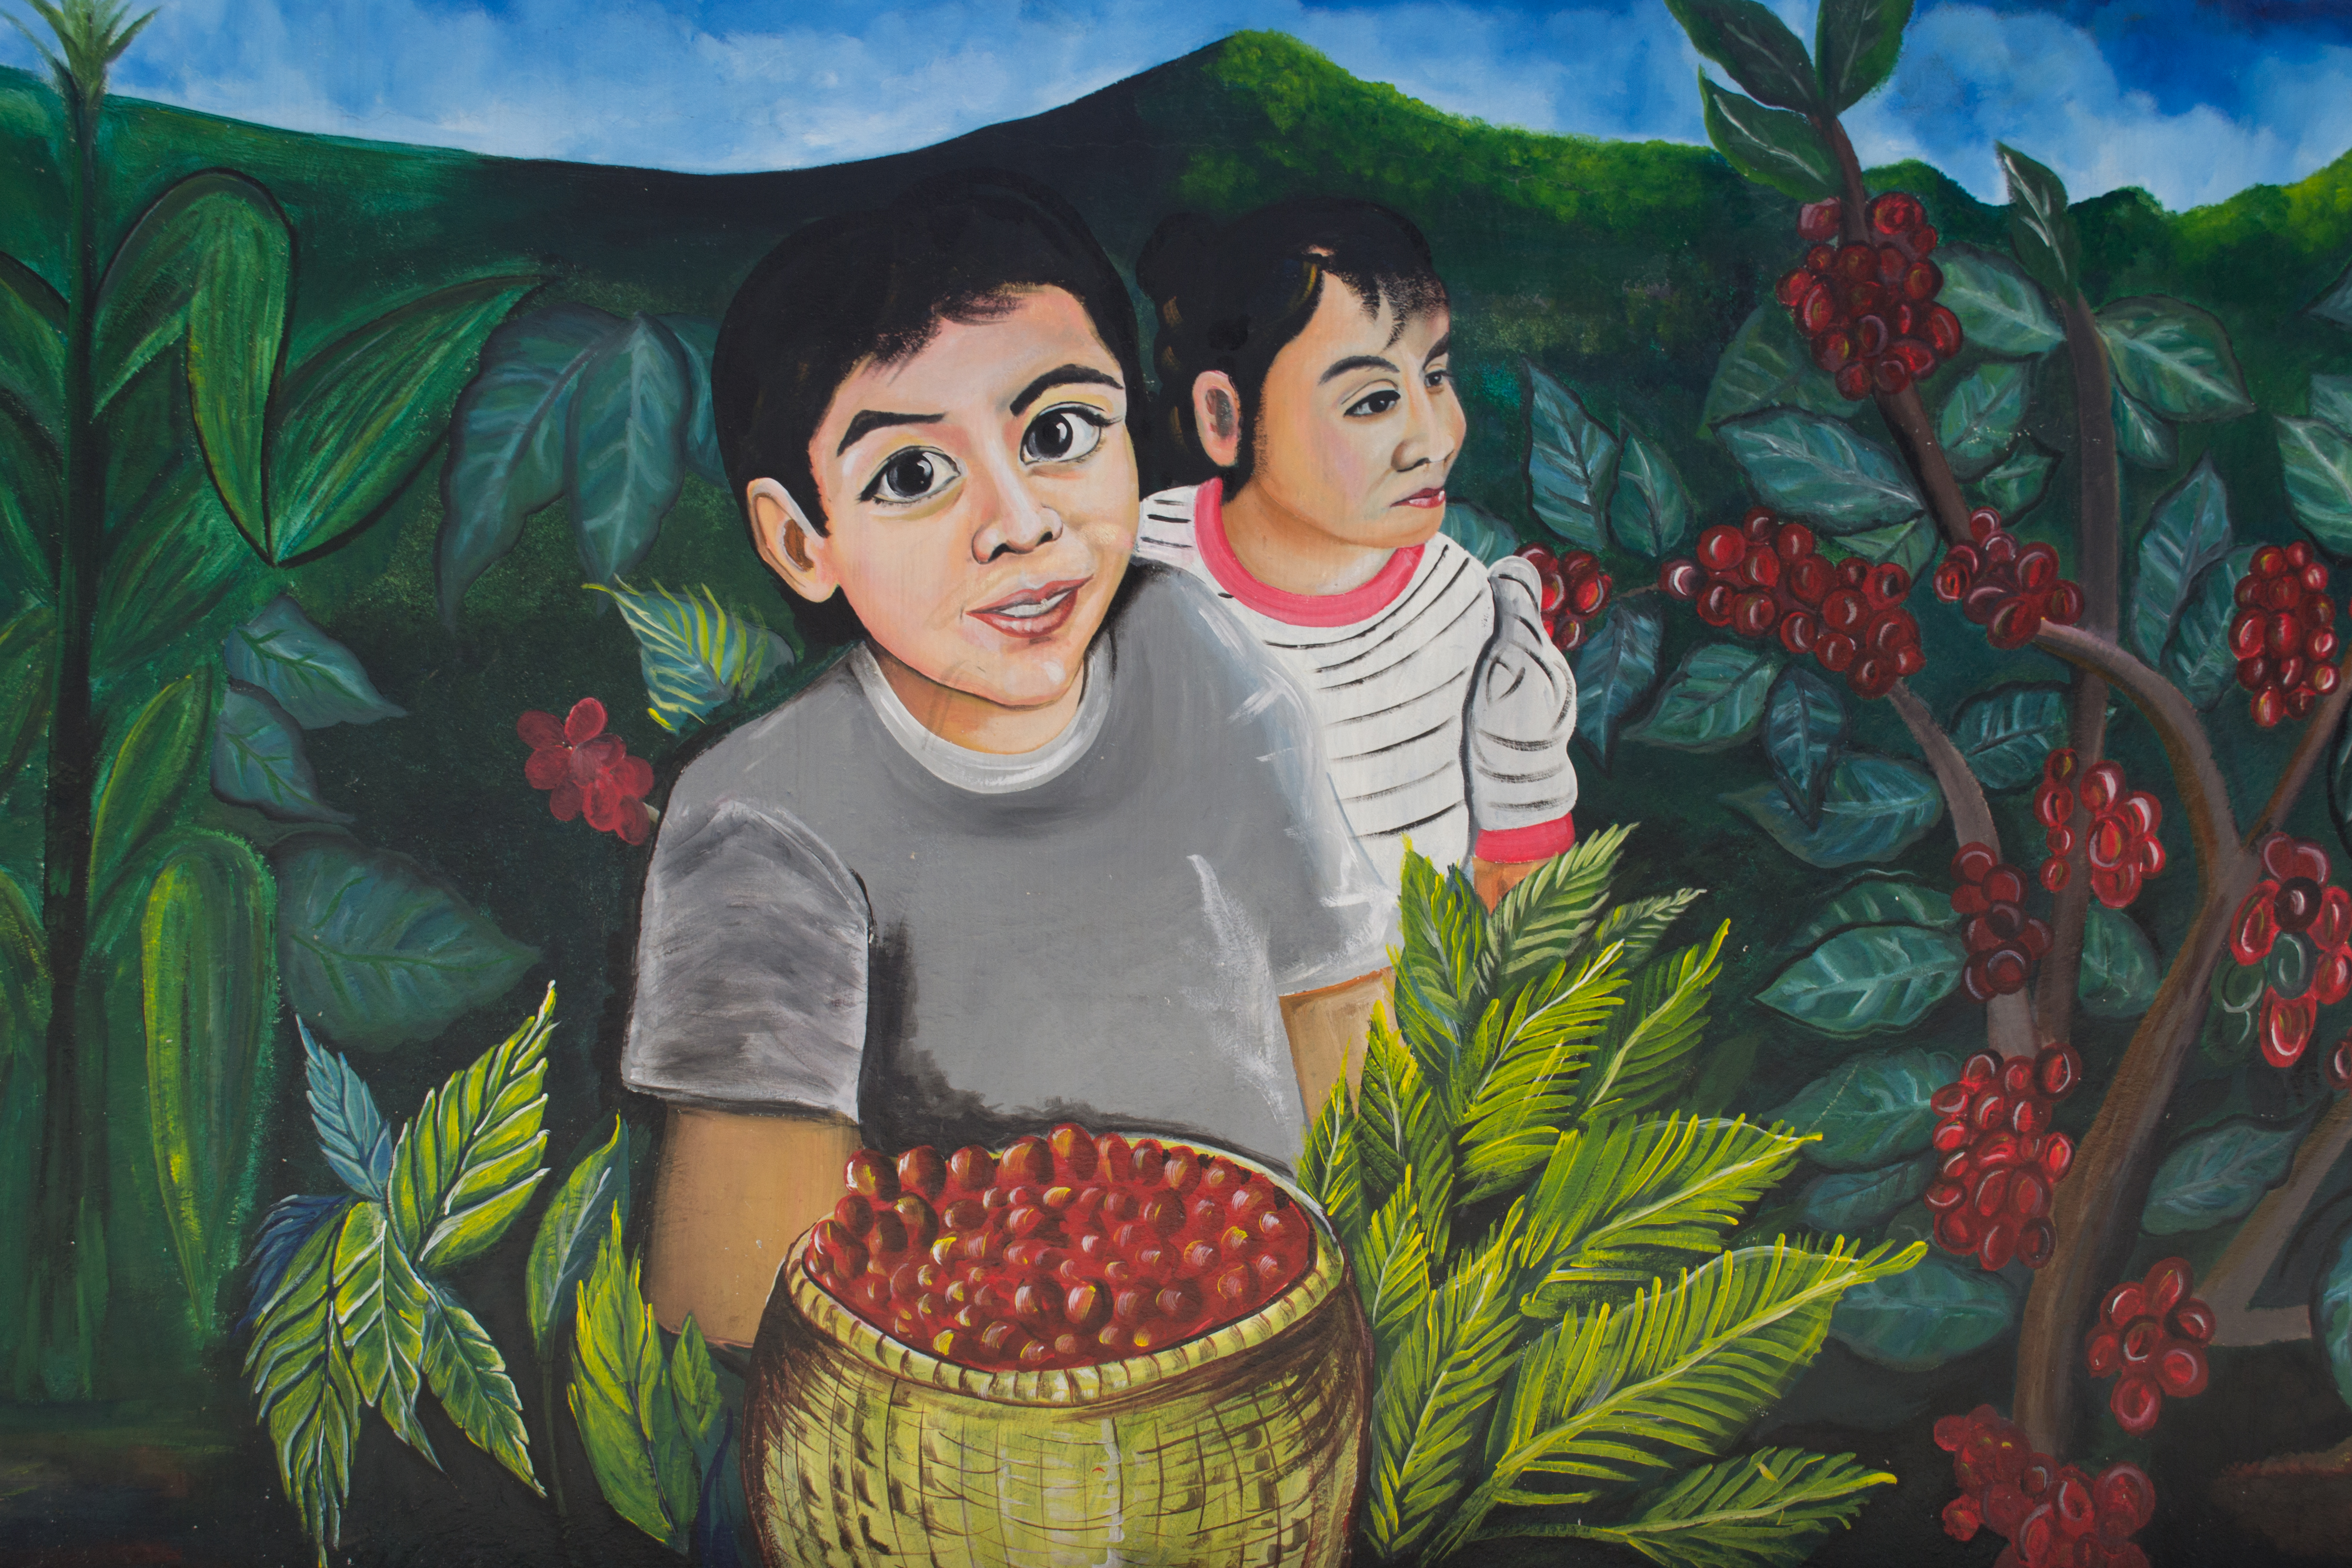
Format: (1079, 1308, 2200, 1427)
(1296, 1079, 1364, 1246)
(1358, 1012, 1455, 1259)
(1453, 946, 1627, 1202)
(1480, 1448, 1896, 1567)
(1394, 850, 1487, 1092)
(244, 1212, 360, 1567)
(1480, 822, 1634, 999)
(1576, 924, 1730, 1120)
(1589, 887, 1707, 973)
(1357, 1166, 1435, 1366)
(387, 983, 556, 1269)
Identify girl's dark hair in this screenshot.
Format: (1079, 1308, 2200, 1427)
(1135, 197, 1446, 493)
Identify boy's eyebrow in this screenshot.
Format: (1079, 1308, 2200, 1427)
(838, 409, 942, 455)
(1009, 364, 1122, 415)
(1320, 354, 1398, 384)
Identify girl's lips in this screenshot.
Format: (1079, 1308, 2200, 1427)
(1396, 487, 1447, 509)
(970, 578, 1089, 640)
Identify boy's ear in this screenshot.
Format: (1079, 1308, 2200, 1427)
(1191, 371, 1244, 470)
(747, 479, 839, 603)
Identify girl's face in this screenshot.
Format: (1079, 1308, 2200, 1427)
(751, 286, 1137, 718)
(1240, 284, 1463, 550)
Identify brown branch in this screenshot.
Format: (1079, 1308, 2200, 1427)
(2248, 646, 2352, 843)
(1891, 680, 2037, 1057)
(2204, 1094, 2352, 1347)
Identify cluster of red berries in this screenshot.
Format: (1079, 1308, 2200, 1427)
(1514, 544, 1613, 652)
(2224, 834, 2352, 1069)
(803, 1127, 1313, 1371)
(1777, 193, 1962, 399)
(2032, 750, 2165, 906)
(517, 698, 655, 845)
(1658, 508, 1921, 697)
(1935, 1406, 2155, 1568)
(1926, 1046, 2080, 1271)
(2231, 542, 2340, 727)
(1933, 508, 2087, 651)
(1950, 844, 2053, 1001)
(2085, 1256, 2214, 1437)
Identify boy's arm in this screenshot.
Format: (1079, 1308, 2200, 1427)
(644, 1105, 864, 1348)
(1280, 967, 1394, 1114)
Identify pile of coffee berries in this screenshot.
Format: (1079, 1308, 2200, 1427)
(1514, 543, 1613, 652)
(2232, 542, 2340, 726)
(803, 1127, 1315, 1371)
(2033, 750, 2165, 906)
(1935, 1405, 2155, 1568)
(1934, 508, 2086, 650)
(1950, 843, 2052, 1000)
(1658, 508, 1921, 697)
(2223, 833, 2352, 1068)
(1778, 193, 1961, 398)
(2084, 1256, 2214, 1437)
(1926, 1046, 2080, 1271)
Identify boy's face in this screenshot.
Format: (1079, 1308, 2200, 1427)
(756, 287, 1136, 715)
(1243, 284, 1462, 550)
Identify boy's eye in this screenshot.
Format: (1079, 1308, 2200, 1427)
(1346, 388, 1401, 418)
(1425, 365, 1452, 389)
(1021, 406, 1107, 464)
(864, 448, 956, 504)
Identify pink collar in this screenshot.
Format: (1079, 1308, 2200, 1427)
(1191, 478, 1424, 628)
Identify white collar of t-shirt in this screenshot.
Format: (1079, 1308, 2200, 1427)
(849, 638, 1112, 795)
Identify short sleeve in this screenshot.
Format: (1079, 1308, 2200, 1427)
(620, 788, 870, 1117)
(1466, 555, 1580, 859)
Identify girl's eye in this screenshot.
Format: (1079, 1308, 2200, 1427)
(1346, 388, 1400, 418)
(865, 448, 955, 504)
(1022, 406, 1108, 464)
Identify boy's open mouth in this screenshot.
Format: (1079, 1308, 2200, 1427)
(970, 577, 1089, 640)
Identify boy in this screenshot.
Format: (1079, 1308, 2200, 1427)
(1134, 201, 1578, 904)
(620, 173, 1392, 1346)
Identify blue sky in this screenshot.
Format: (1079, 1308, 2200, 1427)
(4, 0, 2348, 211)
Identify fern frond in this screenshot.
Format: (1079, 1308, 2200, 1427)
(1358, 1011, 1455, 1259)
(1356, 1165, 1434, 1368)
(1475, 1448, 1895, 1568)
(1295, 1077, 1363, 1246)
(1452, 945, 1628, 1203)
(1576, 923, 1729, 1121)
(1394, 848, 1487, 1095)
(1427, 1239, 1922, 1558)
(1481, 822, 1635, 998)
(1589, 887, 1707, 973)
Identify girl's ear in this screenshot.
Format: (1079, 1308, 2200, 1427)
(1191, 371, 1244, 470)
(747, 479, 839, 602)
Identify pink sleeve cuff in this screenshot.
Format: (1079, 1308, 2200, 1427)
(1475, 814, 1578, 865)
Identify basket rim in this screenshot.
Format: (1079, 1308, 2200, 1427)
(767, 1137, 1342, 1408)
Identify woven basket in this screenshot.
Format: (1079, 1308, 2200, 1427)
(742, 1143, 1369, 1568)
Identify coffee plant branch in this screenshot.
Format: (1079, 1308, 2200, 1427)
(2202, 1091, 2352, 1345)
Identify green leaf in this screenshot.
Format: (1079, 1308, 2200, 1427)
(1785, 873, 1954, 951)
(1453, 950, 1629, 1201)
(1491, 1448, 1896, 1566)
(94, 461, 260, 676)
(1725, 752, 1943, 869)
(2098, 298, 2254, 423)
(1625, 641, 1782, 752)
(2164, 548, 2255, 710)
(1717, 410, 1923, 530)
(1974, 442, 2057, 519)
(1483, 822, 1633, 999)
(657, 314, 725, 487)
(1934, 361, 2030, 479)
(1815, 0, 1910, 110)
(1996, 144, 2079, 301)
(89, 671, 212, 909)
(1394, 848, 1488, 1094)
(2316, 1227, 2352, 1417)
(302, 1019, 392, 1202)
(211, 683, 352, 823)
(1948, 682, 2071, 792)
(0, 403, 58, 602)
(2142, 1118, 2302, 1235)
(2113, 384, 2177, 470)
(1700, 302, 1851, 430)
(667, 1318, 723, 1506)
(423, 1280, 541, 1492)
(527, 1116, 631, 1357)
(570, 1208, 684, 1549)
(1834, 513, 1937, 581)
(1576, 925, 1731, 1122)
(1440, 498, 1518, 565)
(140, 828, 277, 1338)
(436, 303, 622, 623)
(1297, 1077, 1364, 1245)
(273, 836, 539, 1050)
(0, 605, 56, 796)
(331, 1202, 435, 1464)
(588, 580, 794, 733)
(2079, 905, 2160, 1019)
(223, 595, 406, 728)
(2279, 416, 2352, 554)
(2313, 373, 2352, 438)
(1572, 597, 1666, 772)
(567, 313, 692, 586)
(2312, 258, 2352, 331)
(1355, 1165, 1435, 1363)
(1938, 248, 2063, 358)
(1828, 1251, 2013, 1369)
(1526, 361, 1618, 551)
(243, 1208, 360, 1566)
(1760, 923, 1962, 1037)
(1358, 1013, 1456, 1261)
(1590, 888, 1708, 975)
(0, 867, 47, 1043)
(385, 984, 555, 1270)
(1766, 1048, 1956, 1169)
(270, 274, 540, 563)
(1798, 1158, 1931, 1233)
(1763, 664, 1846, 827)
(1665, 0, 1821, 111)
(1698, 77, 1839, 201)
(1611, 422, 1695, 558)
(0, 249, 64, 433)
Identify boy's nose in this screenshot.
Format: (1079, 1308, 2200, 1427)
(970, 455, 1063, 561)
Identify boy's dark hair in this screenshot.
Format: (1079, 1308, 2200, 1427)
(1135, 197, 1446, 494)
(712, 169, 1144, 543)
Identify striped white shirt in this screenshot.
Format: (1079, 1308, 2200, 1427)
(1139, 480, 1578, 887)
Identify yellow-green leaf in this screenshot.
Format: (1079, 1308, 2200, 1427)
(89, 671, 212, 911)
(331, 1202, 435, 1464)
(385, 983, 554, 1269)
(423, 1280, 541, 1493)
(570, 1208, 681, 1548)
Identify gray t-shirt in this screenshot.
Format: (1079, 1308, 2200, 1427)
(620, 564, 1393, 1168)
